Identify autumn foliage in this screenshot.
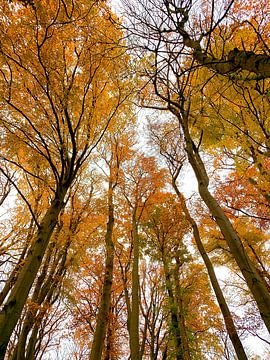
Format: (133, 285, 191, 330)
(0, 0, 269, 359)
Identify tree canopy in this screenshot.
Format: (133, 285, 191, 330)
(0, 0, 269, 359)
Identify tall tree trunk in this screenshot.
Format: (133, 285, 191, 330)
(90, 180, 115, 360)
(11, 235, 68, 360)
(0, 186, 68, 359)
(174, 110, 270, 334)
(173, 256, 191, 360)
(139, 306, 148, 360)
(129, 210, 140, 360)
(161, 253, 183, 360)
(11, 251, 52, 360)
(172, 181, 248, 360)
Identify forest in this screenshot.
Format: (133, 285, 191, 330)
(0, 0, 269, 359)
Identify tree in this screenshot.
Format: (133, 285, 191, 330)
(90, 133, 128, 360)
(7, 179, 95, 359)
(142, 193, 191, 360)
(148, 120, 248, 359)
(119, 153, 167, 360)
(0, 0, 133, 356)
(0, 0, 269, 358)
(122, 0, 270, 335)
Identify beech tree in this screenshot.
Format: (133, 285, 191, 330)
(148, 120, 249, 359)
(142, 196, 226, 359)
(119, 153, 167, 360)
(122, 0, 270, 336)
(0, 0, 269, 358)
(0, 0, 133, 356)
(6, 177, 95, 359)
(90, 132, 131, 360)
(142, 194, 191, 360)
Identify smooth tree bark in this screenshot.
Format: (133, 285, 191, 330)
(0, 241, 30, 307)
(11, 247, 53, 360)
(0, 212, 38, 307)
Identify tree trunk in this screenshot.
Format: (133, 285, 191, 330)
(172, 181, 248, 360)
(176, 112, 270, 334)
(11, 235, 68, 360)
(161, 253, 183, 360)
(173, 256, 191, 360)
(104, 309, 116, 360)
(129, 210, 140, 360)
(0, 187, 67, 359)
(90, 180, 115, 360)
